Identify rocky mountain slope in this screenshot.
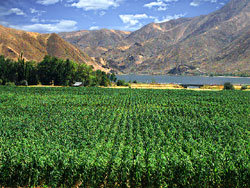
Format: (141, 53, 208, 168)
(60, 0, 250, 75)
(0, 25, 110, 72)
(59, 29, 131, 57)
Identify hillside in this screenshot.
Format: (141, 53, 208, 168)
(59, 29, 131, 57)
(60, 0, 250, 75)
(0, 25, 110, 72)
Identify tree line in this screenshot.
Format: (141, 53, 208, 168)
(0, 54, 117, 86)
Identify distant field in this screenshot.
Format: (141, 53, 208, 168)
(110, 83, 249, 90)
(0, 87, 249, 187)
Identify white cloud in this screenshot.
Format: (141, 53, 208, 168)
(36, 0, 61, 5)
(30, 8, 39, 14)
(190, 0, 218, 7)
(89, 26, 100, 30)
(144, 1, 167, 9)
(119, 14, 149, 26)
(119, 14, 158, 30)
(70, 0, 122, 10)
(155, 13, 186, 23)
(12, 20, 77, 33)
(144, 0, 178, 11)
(10, 8, 26, 16)
(30, 8, 46, 16)
(157, 6, 168, 11)
(29, 8, 46, 23)
(164, 0, 178, 2)
(190, 2, 199, 6)
(0, 8, 26, 16)
(31, 18, 40, 23)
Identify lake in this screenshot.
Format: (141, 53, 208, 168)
(116, 75, 250, 85)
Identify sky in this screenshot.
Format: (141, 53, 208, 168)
(0, 0, 230, 33)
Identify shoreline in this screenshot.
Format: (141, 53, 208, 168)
(108, 83, 250, 91)
(116, 74, 250, 79)
(12, 83, 250, 91)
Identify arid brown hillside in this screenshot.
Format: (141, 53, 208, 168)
(59, 29, 131, 57)
(0, 25, 110, 72)
(60, 0, 250, 75)
(205, 28, 250, 73)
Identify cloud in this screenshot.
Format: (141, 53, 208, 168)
(190, 0, 218, 7)
(36, 0, 61, 5)
(164, 0, 178, 2)
(155, 13, 186, 23)
(30, 8, 46, 16)
(157, 6, 168, 11)
(89, 26, 99, 30)
(190, 2, 199, 6)
(119, 14, 149, 26)
(12, 20, 77, 33)
(70, 0, 122, 10)
(31, 18, 40, 23)
(10, 8, 26, 15)
(0, 8, 26, 16)
(144, 0, 178, 11)
(144, 1, 167, 9)
(30, 8, 39, 14)
(119, 14, 158, 30)
(29, 8, 46, 23)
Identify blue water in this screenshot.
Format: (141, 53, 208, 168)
(117, 75, 250, 85)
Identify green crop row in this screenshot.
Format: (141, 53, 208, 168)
(0, 86, 249, 187)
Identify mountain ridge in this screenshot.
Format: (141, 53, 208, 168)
(60, 0, 250, 75)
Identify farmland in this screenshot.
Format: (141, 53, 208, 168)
(0, 86, 249, 187)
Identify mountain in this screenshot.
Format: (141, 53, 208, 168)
(0, 25, 110, 72)
(60, 0, 250, 75)
(206, 28, 250, 73)
(59, 29, 131, 57)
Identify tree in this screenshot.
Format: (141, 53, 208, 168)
(62, 59, 76, 85)
(17, 52, 26, 82)
(117, 80, 129, 86)
(37, 56, 60, 85)
(109, 72, 117, 82)
(0, 56, 18, 84)
(100, 72, 110, 87)
(74, 63, 93, 86)
(26, 61, 39, 85)
(0, 54, 113, 87)
(54, 58, 76, 86)
(94, 70, 111, 87)
(224, 82, 235, 90)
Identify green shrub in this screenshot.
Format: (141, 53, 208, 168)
(0, 79, 3, 85)
(19, 80, 28, 86)
(5, 82, 16, 86)
(224, 82, 234, 90)
(241, 85, 248, 90)
(117, 80, 129, 86)
(63, 80, 70, 86)
(133, 80, 137, 83)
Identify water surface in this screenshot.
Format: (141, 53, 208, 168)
(117, 75, 250, 85)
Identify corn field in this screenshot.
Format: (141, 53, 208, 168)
(0, 87, 249, 187)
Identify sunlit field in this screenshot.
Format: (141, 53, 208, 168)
(0, 87, 249, 187)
